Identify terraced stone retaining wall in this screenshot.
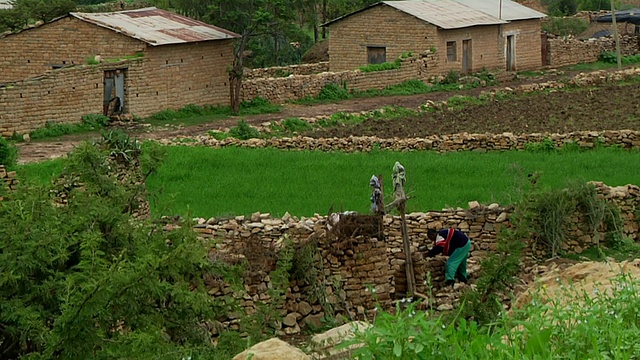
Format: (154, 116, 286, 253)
(548, 34, 640, 67)
(196, 182, 639, 335)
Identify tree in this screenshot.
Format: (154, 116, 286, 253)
(12, 0, 76, 23)
(0, 134, 229, 359)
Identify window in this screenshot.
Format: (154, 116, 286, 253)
(446, 41, 457, 62)
(367, 46, 386, 64)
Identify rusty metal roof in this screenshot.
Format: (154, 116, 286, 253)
(70, 7, 240, 46)
(454, 0, 546, 21)
(324, 0, 545, 28)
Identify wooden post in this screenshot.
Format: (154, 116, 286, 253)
(387, 162, 416, 298)
(611, 0, 622, 70)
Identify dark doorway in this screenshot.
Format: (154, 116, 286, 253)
(103, 69, 126, 116)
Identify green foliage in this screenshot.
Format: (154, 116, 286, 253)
(0, 136, 18, 168)
(542, 17, 588, 36)
(11, 0, 77, 23)
(278, 117, 313, 133)
(316, 82, 351, 101)
(524, 137, 557, 152)
(100, 129, 142, 164)
(228, 119, 262, 140)
(440, 70, 461, 85)
(359, 59, 402, 73)
(0, 138, 231, 359)
(0, 8, 25, 32)
(29, 114, 110, 140)
(599, 51, 640, 65)
(543, 0, 578, 16)
(146, 99, 280, 127)
(346, 275, 640, 359)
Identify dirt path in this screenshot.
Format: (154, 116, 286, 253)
(13, 67, 621, 164)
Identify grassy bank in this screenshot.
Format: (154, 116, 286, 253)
(17, 145, 640, 218)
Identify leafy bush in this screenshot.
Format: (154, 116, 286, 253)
(317, 82, 351, 101)
(229, 119, 261, 140)
(281, 117, 312, 133)
(542, 17, 588, 36)
(0, 136, 18, 168)
(81, 113, 110, 127)
(524, 138, 557, 152)
(0, 141, 230, 359)
(440, 70, 461, 85)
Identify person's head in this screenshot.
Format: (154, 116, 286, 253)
(427, 228, 438, 241)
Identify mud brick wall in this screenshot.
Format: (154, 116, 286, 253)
(547, 35, 640, 67)
(129, 40, 234, 115)
(244, 62, 329, 79)
(0, 16, 145, 83)
(0, 60, 143, 137)
(0, 40, 234, 137)
(326, 4, 542, 73)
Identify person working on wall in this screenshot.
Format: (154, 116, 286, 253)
(425, 228, 471, 286)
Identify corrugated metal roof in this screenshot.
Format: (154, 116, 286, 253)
(323, 0, 545, 28)
(70, 7, 240, 46)
(454, 0, 546, 21)
(0, 0, 12, 10)
(383, 1, 507, 29)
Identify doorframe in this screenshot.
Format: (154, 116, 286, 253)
(462, 39, 472, 75)
(506, 34, 516, 71)
(103, 68, 127, 116)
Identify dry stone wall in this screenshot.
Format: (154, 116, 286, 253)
(547, 34, 640, 67)
(244, 62, 329, 79)
(195, 182, 639, 335)
(0, 165, 17, 199)
(240, 55, 437, 104)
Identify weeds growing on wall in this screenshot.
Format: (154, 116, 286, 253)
(359, 59, 402, 73)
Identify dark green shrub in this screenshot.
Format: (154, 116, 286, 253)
(317, 83, 350, 101)
(229, 119, 261, 140)
(440, 70, 461, 85)
(542, 17, 588, 36)
(0, 136, 18, 168)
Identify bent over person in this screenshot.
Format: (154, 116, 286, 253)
(425, 228, 471, 286)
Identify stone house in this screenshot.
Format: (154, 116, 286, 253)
(0, 7, 239, 136)
(324, 0, 546, 74)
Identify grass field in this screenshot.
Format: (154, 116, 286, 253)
(17, 145, 640, 218)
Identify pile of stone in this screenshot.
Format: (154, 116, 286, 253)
(0, 165, 18, 199)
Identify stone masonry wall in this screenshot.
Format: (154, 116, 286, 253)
(0, 16, 145, 83)
(0, 165, 17, 199)
(244, 62, 329, 79)
(195, 182, 639, 335)
(548, 34, 640, 67)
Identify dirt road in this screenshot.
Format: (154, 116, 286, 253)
(13, 67, 617, 164)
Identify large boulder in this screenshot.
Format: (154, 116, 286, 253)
(232, 338, 310, 360)
(309, 321, 371, 359)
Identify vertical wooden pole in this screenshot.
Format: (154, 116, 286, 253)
(401, 203, 416, 298)
(611, 0, 622, 70)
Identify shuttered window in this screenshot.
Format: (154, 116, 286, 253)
(367, 47, 386, 64)
(446, 41, 457, 62)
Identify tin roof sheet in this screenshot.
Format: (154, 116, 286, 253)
(71, 7, 240, 46)
(383, 0, 507, 29)
(324, 0, 545, 28)
(454, 0, 547, 21)
(0, 0, 12, 10)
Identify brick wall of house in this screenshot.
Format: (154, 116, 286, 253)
(434, 25, 501, 75)
(128, 40, 234, 115)
(0, 60, 143, 137)
(502, 19, 544, 71)
(0, 39, 234, 137)
(328, 5, 438, 72)
(327, 5, 543, 74)
(0, 16, 145, 83)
